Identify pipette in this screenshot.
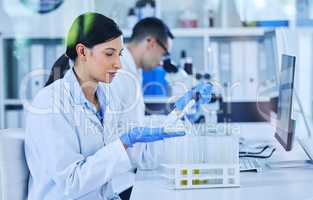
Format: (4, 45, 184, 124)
(164, 99, 196, 133)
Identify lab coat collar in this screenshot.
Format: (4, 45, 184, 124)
(122, 47, 143, 87)
(63, 68, 107, 114)
(123, 47, 139, 75)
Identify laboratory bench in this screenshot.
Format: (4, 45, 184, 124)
(130, 123, 313, 200)
(130, 166, 313, 200)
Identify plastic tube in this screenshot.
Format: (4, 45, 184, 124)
(164, 99, 196, 133)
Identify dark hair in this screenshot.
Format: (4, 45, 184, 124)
(45, 12, 122, 87)
(129, 17, 174, 45)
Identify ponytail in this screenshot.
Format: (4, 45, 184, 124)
(44, 54, 70, 87)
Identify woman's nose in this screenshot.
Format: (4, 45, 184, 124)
(113, 57, 122, 69)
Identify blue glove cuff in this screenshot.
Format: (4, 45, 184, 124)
(176, 83, 213, 110)
(120, 133, 133, 148)
(175, 90, 193, 111)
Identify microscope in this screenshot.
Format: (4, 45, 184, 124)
(162, 51, 222, 124)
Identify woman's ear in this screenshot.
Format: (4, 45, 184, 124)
(76, 43, 87, 61)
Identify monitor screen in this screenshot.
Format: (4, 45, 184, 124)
(263, 31, 279, 86)
(275, 54, 296, 151)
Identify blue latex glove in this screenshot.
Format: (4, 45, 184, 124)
(184, 103, 202, 123)
(120, 127, 185, 147)
(175, 82, 213, 111)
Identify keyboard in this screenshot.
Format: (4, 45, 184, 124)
(240, 158, 263, 172)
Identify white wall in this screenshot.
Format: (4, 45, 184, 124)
(94, 0, 136, 28)
(235, 0, 296, 21)
(1, 0, 95, 37)
(0, 0, 301, 35)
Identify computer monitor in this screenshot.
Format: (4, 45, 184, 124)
(263, 31, 279, 86)
(275, 54, 296, 151)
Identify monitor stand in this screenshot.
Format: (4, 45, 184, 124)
(266, 160, 313, 169)
(266, 91, 313, 169)
(265, 137, 313, 169)
(271, 136, 313, 169)
(249, 134, 313, 169)
(265, 127, 313, 169)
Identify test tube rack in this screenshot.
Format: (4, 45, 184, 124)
(160, 163, 239, 189)
(159, 126, 239, 189)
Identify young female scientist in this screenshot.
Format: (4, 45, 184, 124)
(24, 13, 186, 200)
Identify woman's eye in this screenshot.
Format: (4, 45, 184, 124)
(106, 53, 113, 56)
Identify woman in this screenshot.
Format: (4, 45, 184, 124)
(24, 12, 185, 200)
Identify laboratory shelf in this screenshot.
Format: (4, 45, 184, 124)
(144, 96, 176, 104)
(4, 99, 23, 106)
(206, 27, 267, 37)
(2, 33, 64, 40)
(122, 27, 267, 38)
(2, 27, 267, 40)
(1, 28, 268, 46)
(172, 28, 211, 37)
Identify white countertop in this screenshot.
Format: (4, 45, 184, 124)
(131, 167, 313, 200)
(130, 123, 313, 200)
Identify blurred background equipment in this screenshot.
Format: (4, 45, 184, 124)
(3, 1, 313, 199)
(0, 0, 312, 140)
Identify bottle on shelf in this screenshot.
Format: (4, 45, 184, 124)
(184, 57, 193, 76)
(127, 7, 138, 29)
(296, 0, 310, 21)
(295, 0, 313, 26)
(179, 10, 198, 28)
(179, 50, 193, 75)
(179, 50, 187, 69)
(207, 9, 215, 27)
(135, 0, 156, 20)
(204, 0, 215, 27)
(216, 0, 241, 27)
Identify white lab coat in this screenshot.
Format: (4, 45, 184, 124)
(105, 47, 145, 127)
(103, 48, 161, 171)
(25, 69, 133, 200)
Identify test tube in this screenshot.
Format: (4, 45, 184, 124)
(164, 100, 196, 133)
(185, 135, 190, 164)
(163, 137, 169, 163)
(195, 133, 201, 163)
(200, 130, 205, 163)
(169, 138, 175, 164)
(190, 134, 195, 164)
(177, 137, 183, 164)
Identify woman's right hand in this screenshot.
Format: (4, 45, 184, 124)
(120, 127, 185, 148)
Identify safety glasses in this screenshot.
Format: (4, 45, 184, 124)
(156, 38, 170, 57)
